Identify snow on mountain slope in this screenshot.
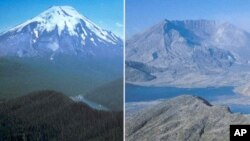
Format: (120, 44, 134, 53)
(126, 19, 250, 87)
(0, 6, 122, 58)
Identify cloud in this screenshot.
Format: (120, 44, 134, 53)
(115, 22, 123, 28)
(213, 12, 250, 32)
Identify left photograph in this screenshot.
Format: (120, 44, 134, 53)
(0, 0, 123, 140)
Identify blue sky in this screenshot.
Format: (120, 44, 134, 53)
(0, 0, 123, 38)
(126, 0, 250, 37)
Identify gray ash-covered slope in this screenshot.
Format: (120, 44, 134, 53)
(126, 95, 250, 141)
(126, 20, 250, 86)
(0, 6, 122, 59)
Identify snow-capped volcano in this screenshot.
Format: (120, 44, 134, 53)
(0, 6, 122, 58)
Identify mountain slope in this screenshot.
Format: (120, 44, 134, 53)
(0, 90, 123, 141)
(85, 78, 123, 111)
(0, 6, 122, 58)
(0, 56, 123, 99)
(0, 5, 123, 99)
(126, 19, 250, 87)
(126, 95, 250, 141)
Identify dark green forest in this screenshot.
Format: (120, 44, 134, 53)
(85, 78, 123, 111)
(0, 90, 123, 141)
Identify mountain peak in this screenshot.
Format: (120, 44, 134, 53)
(126, 95, 246, 141)
(126, 18, 250, 86)
(50, 5, 75, 10)
(7, 5, 120, 43)
(0, 6, 122, 57)
(162, 19, 217, 28)
(42, 5, 83, 20)
(9, 5, 86, 36)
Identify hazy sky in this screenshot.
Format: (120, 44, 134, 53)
(126, 0, 250, 37)
(0, 0, 123, 38)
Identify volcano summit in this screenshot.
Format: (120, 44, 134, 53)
(0, 6, 122, 58)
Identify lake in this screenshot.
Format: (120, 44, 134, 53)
(126, 84, 250, 114)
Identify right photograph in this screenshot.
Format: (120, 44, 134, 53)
(125, 0, 250, 141)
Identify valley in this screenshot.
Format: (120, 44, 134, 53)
(125, 19, 250, 141)
(0, 56, 122, 100)
(0, 6, 123, 111)
(0, 5, 123, 140)
(125, 19, 250, 111)
(126, 84, 250, 114)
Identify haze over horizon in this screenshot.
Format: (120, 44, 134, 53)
(126, 0, 250, 37)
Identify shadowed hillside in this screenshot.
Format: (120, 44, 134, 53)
(0, 57, 122, 99)
(85, 78, 123, 111)
(0, 90, 123, 141)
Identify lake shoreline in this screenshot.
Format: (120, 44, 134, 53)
(126, 83, 250, 114)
